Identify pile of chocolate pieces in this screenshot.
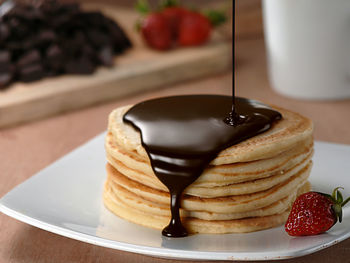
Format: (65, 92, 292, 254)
(0, 0, 132, 89)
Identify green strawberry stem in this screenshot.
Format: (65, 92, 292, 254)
(332, 187, 344, 201)
(203, 9, 227, 27)
(159, 0, 179, 8)
(321, 187, 350, 224)
(342, 196, 350, 206)
(135, 0, 151, 15)
(134, 19, 142, 32)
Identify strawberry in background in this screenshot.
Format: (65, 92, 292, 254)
(136, 0, 227, 50)
(177, 11, 211, 46)
(140, 13, 173, 50)
(161, 6, 188, 39)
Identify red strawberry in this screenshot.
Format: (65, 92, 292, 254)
(285, 187, 350, 236)
(178, 11, 212, 46)
(141, 13, 172, 50)
(161, 7, 188, 39)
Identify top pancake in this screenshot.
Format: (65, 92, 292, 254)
(108, 104, 313, 165)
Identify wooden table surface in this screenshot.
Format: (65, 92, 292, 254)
(1, 37, 350, 262)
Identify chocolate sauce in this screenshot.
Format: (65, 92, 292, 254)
(223, 0, 244, 127)
(123, 95, 281, 237)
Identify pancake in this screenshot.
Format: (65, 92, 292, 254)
(105, 174, 311, 220)
(108, 105, 313, 165)
(106, 161, 311, 213)
(103, 181, 310, 234)
(105, 131, 313, 187)
(106, 149, 312, 197)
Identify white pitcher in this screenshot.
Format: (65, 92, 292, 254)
(263, 0, 350, 100)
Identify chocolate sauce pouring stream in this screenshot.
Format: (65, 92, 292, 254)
(224, 0, 242, 126)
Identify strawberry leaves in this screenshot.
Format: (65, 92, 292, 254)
(135, 0, 150, 15)
(320, 187, 348, 223)
(203, 9, 227, 27)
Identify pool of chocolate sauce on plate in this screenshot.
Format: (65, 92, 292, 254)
(123, 95, 281, 237)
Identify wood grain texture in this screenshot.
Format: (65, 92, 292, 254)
(0, 4, 231, 128)
(0, 38, 349, 263)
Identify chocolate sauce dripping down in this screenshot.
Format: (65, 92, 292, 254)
(123, 95, 281, 237)
(224, 0, 244, 126)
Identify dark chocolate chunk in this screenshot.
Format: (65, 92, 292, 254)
(21, 35, 41, 50)
(72, 31, 86, 45)
(82, 11, 105, 27)
(45, 70, 59, 77)
(0, 50, 10, 63)
(38, 30, 56, 43)
(85, 29, 111, 48)
(0, 24, 10, 41)
(0, 63, 11, 72)
(45, 44, 63, 70)
(81, 44, 95, 59)
(17, 49, 41, 67)
(50, 13, 74, 28)
(0, 72, 12, 88)
(0, 50, 11, 71)
(18, 63, 44, 82)
(6, 40, 24, 50)
(46, 44, 61, 59)
(8, 16, 20, 29)
(6, 4, 43, 21)
(20, 30, 55, 50)
(60, 32, 87, 57)
(64, 56, 95, 75)
(0, 62, 11, 72)
(48, 2, 79, 16)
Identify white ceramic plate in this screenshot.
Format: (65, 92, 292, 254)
(1, 133, 350, 261)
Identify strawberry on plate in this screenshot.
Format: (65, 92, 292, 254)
(285, 187, 350, 236)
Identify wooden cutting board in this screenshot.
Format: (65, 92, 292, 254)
(0, 4, 231, 128)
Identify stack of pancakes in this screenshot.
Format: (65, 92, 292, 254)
(103, 105, 313, 234)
